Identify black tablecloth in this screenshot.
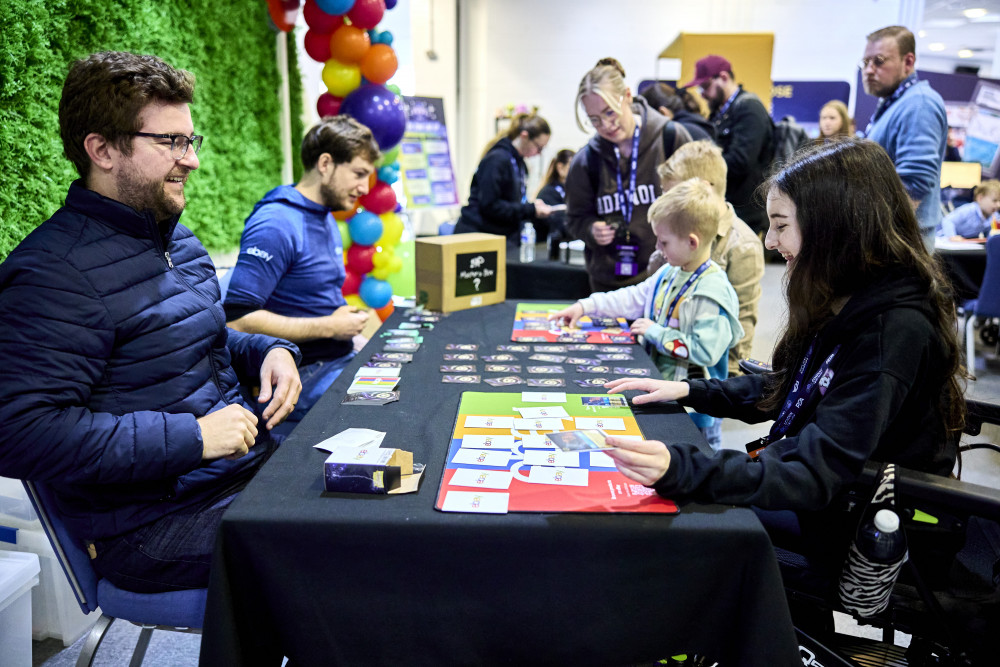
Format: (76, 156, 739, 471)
(937, 246, 987, 303)
(506, 251, 592, 300)
(200, 302, 799, 667)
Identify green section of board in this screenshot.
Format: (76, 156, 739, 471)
(458, 392, 635, 418)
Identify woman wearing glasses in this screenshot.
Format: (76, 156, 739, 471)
(565, 58, 691, 292)
(454, 112, 553, 243)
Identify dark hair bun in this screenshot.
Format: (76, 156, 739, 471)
(596, 57, 626, 78)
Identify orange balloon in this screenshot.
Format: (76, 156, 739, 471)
(368, 171, 378, 190)
(332, 199, 360, 221)
(360, 44, 398, 85)
(375, 300, 395, 321)
(329, 25, 370, 64)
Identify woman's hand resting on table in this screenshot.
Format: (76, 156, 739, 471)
(602, 436, 672, 486)
(604, 377, 690, 405)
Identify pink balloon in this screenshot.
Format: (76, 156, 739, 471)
(347, 0, 385, 29)
(317, 92, 343, 117)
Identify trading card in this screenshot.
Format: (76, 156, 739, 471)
(481, 354, 517, 362)
(587, 316, 620, 328)
(566, 357, 599, 366)
(581, 395, 627, 407)
(546, 429, 613, 452)
(446, 343, 479, 351)
(371, 352, 412, 363)
(384, 342, 420, 352)
(529, 353, 566, 363)
(443, 353, 477, 361)
(442, 374, 481, 384)
(578, 365, 612, 374)
(497, 344, 530, 352)
(341, 391, 400, 406)
(526, 365, 564, 374)
(440, 364, 477, 373)
(484, 376, 525, 387)
(574, 378, 610, 387)
(533, 345, 567, 353)
(614, 367, 651, 376)
(484, 364, 521, 373)
(597, 353, 634, 361)
(515, 336, 548, 342)
(365, 361, 402, 368)
(526, 378, 565, 387)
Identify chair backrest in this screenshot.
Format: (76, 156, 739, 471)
(21, 480, 99, 614)
(976, 235, 1000, 318)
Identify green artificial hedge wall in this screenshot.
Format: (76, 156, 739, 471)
(0, 0, 305, 260)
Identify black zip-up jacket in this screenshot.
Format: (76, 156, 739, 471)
(711, 87, 774, 232)
(455, 137, 540, 242)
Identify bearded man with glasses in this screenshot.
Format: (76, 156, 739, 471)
(0, 51, 302, 593)
(861, 25, 947, 249)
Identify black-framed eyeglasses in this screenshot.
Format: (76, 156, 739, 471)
(858, 55, 893, 70)
(131, 132, 203, 159)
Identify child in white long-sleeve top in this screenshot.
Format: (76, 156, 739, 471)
(550, 179, 744, 448)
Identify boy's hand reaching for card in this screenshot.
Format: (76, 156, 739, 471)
(547, 302, 585, 328)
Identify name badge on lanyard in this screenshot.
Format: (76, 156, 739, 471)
(745, 338, 840, 460)
(613, 125, 641, 277)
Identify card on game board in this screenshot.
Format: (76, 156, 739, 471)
(519, 434, 555, 449)
(461, 434, 516, 450)
(464, 415, 515, 429)
(443, 353, 477, 361)
(522, 449, 581, 467)
(484, 376, 526, 387)
(451, 448, 512, 467)
(446, 343, 479, 351)
(347, 376, 400, 394)
(484, 364, 521, 373)
(574, 417, 626, 431)
(526, 466, 589, 487)
(440, 491, 509, 514)
(440, 364, 477, 373)
(341, 391, 399, 406)
(516, 406, 569, 419)
(546, 429, 612, 452)
(442, 374, 481, 384)
(449, 468, 514, 490)
(520, 391, 566, 403)
(513, 417, 567, 431)
(525, 378, 565, 387)
(614, 367, 651, 377)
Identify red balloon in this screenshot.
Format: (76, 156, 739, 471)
(303, 0, 342, 32)
(346, 243, 376, 275)
(304, 29, 332, 63)
(359, 181, 397, 214)
(347, 0, 385, 29)
(317, 92, 342, 117)
(375, 301, 395, 321)
(342, 269, 363, 295)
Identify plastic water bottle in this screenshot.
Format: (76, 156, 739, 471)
(839, 508, 908, 616)
(519, 222, 536, 263)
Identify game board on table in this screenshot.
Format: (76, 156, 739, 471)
(511, 302, 635, 344)
(434, 391, 678, 514)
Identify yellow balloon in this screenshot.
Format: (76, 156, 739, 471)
(370, 265, 392, 280)
(345, 294, 366, 309)
(322, 58, 361, 98)
(377, 212, 403, 247)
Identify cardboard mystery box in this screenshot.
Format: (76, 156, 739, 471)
(324, 447, 422, 494)
(415, 233, 506, 312)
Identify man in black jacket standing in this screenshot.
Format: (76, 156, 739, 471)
(684, 55, 773, 234)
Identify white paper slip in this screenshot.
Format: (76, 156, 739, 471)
(461, 434, 516, 450)
(464, 415, 515, 429)
(516, 406, 569, 419)
(574, 417, 626, 431)
(589, 451, 617, 468)
(526, 466, 589, 486)
(520, 391, 566, 403)
(355, 366, 402, 378)
(441, 490, 510, 514)
(449, 468, 514, 490)
(452, 448, 512, 467)
(522, 449, 580, 468)
(513, 417, 567, 431)
(519, 434, 555, 449)
(312, 428, 386, 453)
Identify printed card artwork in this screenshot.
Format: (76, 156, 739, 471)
(614, 367, 652, 377)
(481, 354, 518, 362)
(527, 365, 564, 374)
(441, 364, 477, 373)
(546, 429, 613, 452)
(525, 378, 565, 387)
(529, 354, 567, 363)
(340, 391, 399, 406)
(484, 364, 521, 373)
(581, 395, 628, 407)
(443, 353, 477, 361)
(497, 344, 530, 352)
(575, 378, 611, 388)
(519, 434, 555, 449)
(484, 376, 526, 387)
(574, 417, 626, 431)
(442, 374, 482, 384)
(578, 365, 612, 374)
(446, 343, 479, 351)
(370, 353, 412, 363)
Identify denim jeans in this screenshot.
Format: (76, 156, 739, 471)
(272, 352, 356, 437)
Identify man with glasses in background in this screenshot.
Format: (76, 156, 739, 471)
(0, 51, 301, 593)
(684, 55, 773, 235)
(862, 25, 947, 248)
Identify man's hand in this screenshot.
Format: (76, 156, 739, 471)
(198, 405, 259, 460)
(547, 302, 585, 328)
(327, 305, 370, 340)
(257, 347, 302, 430)
(591, 221, 617, 246)
(604, 377, 690, 405)
(602, 436, 672, 486)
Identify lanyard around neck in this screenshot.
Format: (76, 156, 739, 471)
(509, 155, 526, 203)
(865, 74, 917, 136)
(612, 123, 641, 225)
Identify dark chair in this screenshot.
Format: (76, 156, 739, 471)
(22, 480, 206, 667)
(963, 235, 1000, 379)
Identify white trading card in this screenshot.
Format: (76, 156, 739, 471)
(355, 366, 402, 378)
(461, 434, 517, 450)
(464, 415, 515, 429)
(522, 449, 581, 468)
(546, 429, 613, 452)
(519, 434, 556, 449)
(451, 448, 512, 467)
(516, 406, 569, 419)
(441, 490, 510, 514)
(589, 451, 617, 468)
(526, 466, 590, 487)
(513, 417, 567, 431)
(449, 468, 514, 490)
(574, 417, 626, 431)
(520, 391, 567, 403)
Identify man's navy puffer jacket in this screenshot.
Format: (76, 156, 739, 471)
(0, 182, 299, 541)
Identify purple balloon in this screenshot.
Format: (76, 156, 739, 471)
(385, 0, 397, 9)
(340, 84, 406, 150)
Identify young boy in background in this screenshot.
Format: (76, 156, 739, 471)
(648, 141, 764, 376)
(549, 179, 744, 448)
(939, 179, 1000, 239)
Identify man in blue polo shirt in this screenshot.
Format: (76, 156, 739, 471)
(225, 116, 380, 434)
(861, 25, 947, 248)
